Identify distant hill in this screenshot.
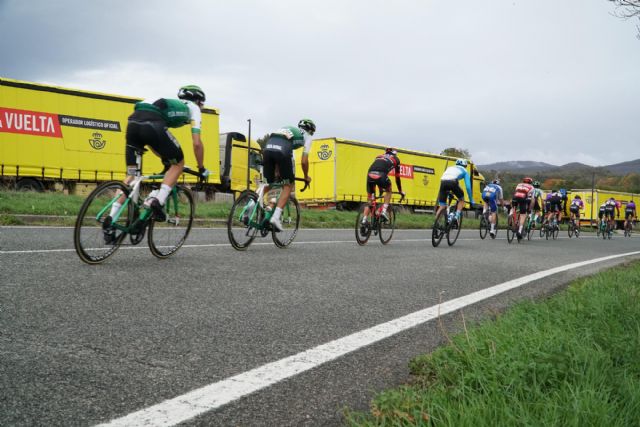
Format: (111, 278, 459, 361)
(478, 159, 639, 176)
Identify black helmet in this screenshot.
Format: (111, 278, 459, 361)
(385, 147, 398, 155)
(492, 179, 500, 185)
(178, 85, 206, 103)
(298, 118, 316, 135)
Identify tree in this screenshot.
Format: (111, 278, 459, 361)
(440, 147, 471, 159)
(609, 0, 640, 39)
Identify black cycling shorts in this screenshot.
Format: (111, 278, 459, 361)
(262, 149, 294, 185)
(598, 208, 606, 219)
(625, 210, 635, 220)
(125, 118, 184, 168)
(513, 196, 530, 215)
(366, 171, 391, 195)
(604, 206, 615, 218)
(569, 205, 581, 215)
(438, 180, 464, 205)
(548, 196, 562, 213)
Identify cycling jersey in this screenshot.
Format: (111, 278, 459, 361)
(438, 165, 474, 206)
(482, 183, 503, 213)
(263, 126, 313, 184)
(513, 183, 534, 199)
(604, 199, 619, 217)
(134, 98, 200, 130)
(625, 201, 636, 219)
(570, 198, 584, 214)
(366, 153, 401, 195)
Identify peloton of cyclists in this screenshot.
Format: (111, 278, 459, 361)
(481, 179, 504, 238)
(435, 159, 475, 226)
(624, 200, 637, 231)
(362, 147, 406, 225)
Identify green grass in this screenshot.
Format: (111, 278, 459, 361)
(344, 261, 640, 426)
(0, 190, 483, 229)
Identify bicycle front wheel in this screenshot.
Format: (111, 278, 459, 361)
(447, 214, 462, 246)
(148, 185, 194, 259)
(379, 206, 396, 244)
(272, 196, 300, 248)
(228, 191, 260, 251)
(479, 216, 488, 240)
(506, 215, 515, 244)
(431, 209, 446, 247)
(355, 205, 372, 245)
(74, 181, 130, 264)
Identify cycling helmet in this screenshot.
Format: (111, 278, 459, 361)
(559, 188, 567, 196)
(455, 158, 468, 167)
(298, 118, 316, 135)
(575, 195, 581, 200)
(492, 179, 500, 185)
(532, 180, 540, 188)
(522, 177, 533, 184)
(178, 85, 206, 103)
(385, 147, 398, 155)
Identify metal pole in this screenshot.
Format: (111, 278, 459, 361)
(590, 172, 595, 227)
(246, 119, 252, 190)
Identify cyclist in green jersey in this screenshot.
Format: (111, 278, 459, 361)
(108, 85, 210, 225)
(262, 119, 315, 231)
(531, 181, 544, 227)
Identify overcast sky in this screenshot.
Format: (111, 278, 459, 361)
(1, 0, 639, 166)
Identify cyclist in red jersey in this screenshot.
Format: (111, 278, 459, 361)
(511, 177, 535, 239)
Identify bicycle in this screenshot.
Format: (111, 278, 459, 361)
(506, 207, 521, 244)
(523, 212, 537, 241)
(74, 148, 203, 264)
(602, 217, 614, 240)
(479, 208, 499, 240)
(567, 216, 581, 238)
(624, 219, 635, 237)
(355, 192, 404, 245)
(227, 177, 309, 250)
(432, 194, 466, 247)
(545, 214, 560, 240)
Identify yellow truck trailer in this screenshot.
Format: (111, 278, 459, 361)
(294, 137, 485, 210)
(0, 77, 260, 195)
(567, 189, 638, 228)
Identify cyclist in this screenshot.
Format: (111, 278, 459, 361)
(362, 147, 406, 225)
(604, 197, 621, 231)
(481, 179, 504, 238)
(262, 119, 315, 231)
(435, 159, 475, 226)
(624, 200, 637, 232)
(598, 201, 607, 229)
(569, 194, 584, 226)
(558, 188, 568, 223)
(545, 189, 563, 228)
(511, 177, 535, 239)
(105, 85, 210, 241)
(531, 181, 544, 228)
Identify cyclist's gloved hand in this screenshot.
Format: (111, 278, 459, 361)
(198, 167, 211, 178)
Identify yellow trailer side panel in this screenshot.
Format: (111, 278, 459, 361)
(0, 78, 220, 184)
(568, 189, 638, 224)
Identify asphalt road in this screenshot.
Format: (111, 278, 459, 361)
(1, 226, 639, 426)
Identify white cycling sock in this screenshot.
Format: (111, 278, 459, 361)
(109, 202, 121, 218)
(272, 207, 283, 221)
(156, 184, 172, 205)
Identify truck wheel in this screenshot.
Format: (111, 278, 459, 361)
(16, 178, 44, 192)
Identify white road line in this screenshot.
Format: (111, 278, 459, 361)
(96, 250, 640, 427)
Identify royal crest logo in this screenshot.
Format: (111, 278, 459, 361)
(89, 132, 107, 150)
(317, 144, 332, 161)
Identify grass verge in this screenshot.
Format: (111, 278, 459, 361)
(344, 261, 640, 426)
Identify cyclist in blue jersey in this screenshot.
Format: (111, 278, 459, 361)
(435, 159, 475, 225)
(482, 179, 504, 238)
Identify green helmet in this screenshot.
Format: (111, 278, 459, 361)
(178, 85, 206, 103)
(298, 118, 316, 135)
(533, 180, 540, 188)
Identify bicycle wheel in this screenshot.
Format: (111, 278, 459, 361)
(272, 195, 301, 248)
(447, 214, 462, 246)
(355, 204, 372, 245)
(379, 206, 396, 244)
(552, 224, 559, 240)
(431, 209, 446, 247)
(575, 223, 581, 238)
(568, 222, 574, 238)
(74, 181, 130, 264)
(506, 215, 515, 243)
(479, 215, 488, 240)
(148, 185, 194, 259)
(228, 191, 260, 251)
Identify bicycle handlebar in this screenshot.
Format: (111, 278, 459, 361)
(295, 177, 310, 192)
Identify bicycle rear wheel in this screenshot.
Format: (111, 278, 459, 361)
(568, 222, 574, 238)
(479, 215, 488, 240)
(74, 181, 130, 264)
(379, 206, 396, 244)
(431, 209, 446, 247)
(447, 214, 462, 246)
(355, 205, 372, 245)
(272, 195, 301, 248)
(506, 215, 515, 244)
(148, 185, 194, 259)
(228, 191, 260, 251)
